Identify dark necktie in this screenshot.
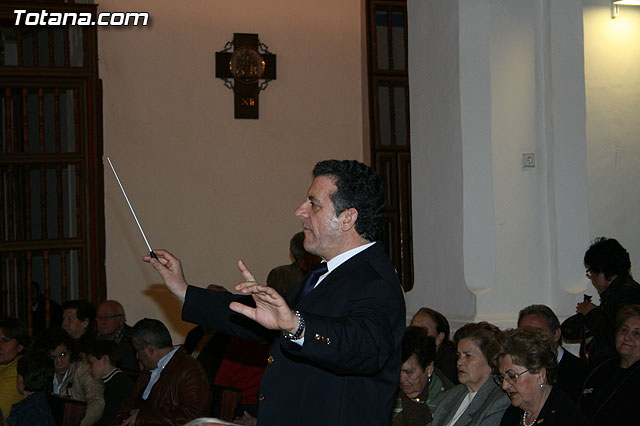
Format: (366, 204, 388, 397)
(295, 262, 329, 304)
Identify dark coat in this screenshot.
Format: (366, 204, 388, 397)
(114, 347, 210, 426)
(500, 387, 590, 426)
(182, 242, 406, 426)
(6, 392, 55, 426)
(579, 356, 640, 426)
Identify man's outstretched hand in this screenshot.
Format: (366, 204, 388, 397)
(230, 260, 300, 335)
(143, 249, 188, 302)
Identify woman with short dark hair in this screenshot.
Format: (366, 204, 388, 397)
(393, 326, 453, 426)
(576, 237, 640, 365)
(490, 327, 589, 426)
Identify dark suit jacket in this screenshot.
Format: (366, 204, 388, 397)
(182, 242, 406, 426)
(557, 347, 586, 402)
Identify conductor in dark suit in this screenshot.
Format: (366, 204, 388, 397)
(145, 160, 406, 426)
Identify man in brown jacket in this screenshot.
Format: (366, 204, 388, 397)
(114, 319, 210, 426)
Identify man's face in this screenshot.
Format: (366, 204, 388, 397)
(96, 302, 124, 337)
(518, 314, 560, 347)
(133, 339, 156, 371)
(62, 308, 88, 340)
(294, 176, 343, 261)
(410, 313, 444, 348)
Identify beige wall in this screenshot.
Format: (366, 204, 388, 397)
(98, 0, 367, 339)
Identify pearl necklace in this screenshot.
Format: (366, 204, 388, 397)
(522, 411, 536, 426)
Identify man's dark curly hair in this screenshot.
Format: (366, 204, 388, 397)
(583, 237, 631, 280)
(312, 160, 385, 242)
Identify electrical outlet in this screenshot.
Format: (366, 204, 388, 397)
(523, 153, 535, 167)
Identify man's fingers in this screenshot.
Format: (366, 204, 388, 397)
(229, 301, 256, 320)
(235, 282, 279, 299)
(237, 260, 256, 282)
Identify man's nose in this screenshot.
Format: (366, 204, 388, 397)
(294, 202, 308, 218)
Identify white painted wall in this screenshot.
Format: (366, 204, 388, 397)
(583, 2, 640, 262)
(408, 0, 593, 329)
(97, 0, 367, 340)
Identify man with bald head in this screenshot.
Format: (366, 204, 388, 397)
(96, 300, 138, 371)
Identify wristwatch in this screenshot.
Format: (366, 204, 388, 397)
(283, 310, 305, 340)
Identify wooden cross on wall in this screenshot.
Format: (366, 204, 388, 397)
(215, 33, 277, 119)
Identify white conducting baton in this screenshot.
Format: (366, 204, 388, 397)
(106, 156, 158, 259)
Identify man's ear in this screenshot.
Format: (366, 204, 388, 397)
(339, 208, 358, 232)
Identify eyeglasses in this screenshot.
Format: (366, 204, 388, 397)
(96, 314, 123, 321)
(585, 268, 594, 278)
(49, 351, 68, 360)
(493, 369, 530, 386)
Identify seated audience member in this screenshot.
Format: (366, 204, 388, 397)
(62, 300, 97, 359)
(490, 327, 589, 426)
(95, 300, 138, 372)
(393, 326, 453, 426)
(575, 237, 640, 366)
(114, 319, 209, 425)
(37, 328, 105, 426)
(579, 304, 640, 425)
(0, 319, 30, 419)
(266, 231, 321, 296)
(432, 322, 509, 426)
(411, 308, 459, 384)
(86, 341, 134, 426)
(6, 350, 55, 426)
(518, 304, 585, 401)
(31, 281, 62, 337)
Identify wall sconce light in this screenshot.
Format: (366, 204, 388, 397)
(612, 0, 640, 19)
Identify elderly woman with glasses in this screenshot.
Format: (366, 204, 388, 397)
(489, 327, 589, 426)
(579, 304, 640, 425)
(36, 328, 104, 426)
(431, 322, 510, 426)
